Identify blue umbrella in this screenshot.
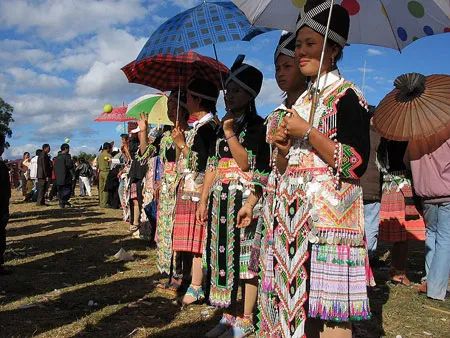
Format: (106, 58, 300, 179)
(136, 1, 272, 60)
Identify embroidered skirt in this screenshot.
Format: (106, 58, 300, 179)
(172, 186, 205, 255)
(156, 163, 178, 274)
(379, 172, 425, 242)
(207, 179, 257, 308)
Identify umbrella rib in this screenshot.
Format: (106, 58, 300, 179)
(378, 0, 402, 52)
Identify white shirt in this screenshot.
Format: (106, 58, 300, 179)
(29, 156, 38, 179)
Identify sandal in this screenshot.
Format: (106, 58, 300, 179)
(389, 269, 412, 286)
(416, 281, 427, 294)
(219, 316, 254, 338)
(180, 285, 205, 308)
(205, 314, 235, 337)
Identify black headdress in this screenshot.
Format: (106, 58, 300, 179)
(225, 55, 263, 98)
(296, 0, 350, 47)
(274, 31, 296, 62)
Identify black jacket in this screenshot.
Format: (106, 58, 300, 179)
(77, 163, 92, 177)
(0, 159, 11, 209)
(37, 152, 52, 179)
(54, 153, 74, 186)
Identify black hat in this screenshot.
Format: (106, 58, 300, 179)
(187, 78, 220, 103)
(225, 55, 263, 98)
(296, 0, 350, 47)
(274, 31, 296, 62)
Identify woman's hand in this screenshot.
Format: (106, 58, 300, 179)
(269, 125, 292, 156)
(283, 109, 311, 138)
(222, 111, 234, 135)
(236, 204, 253, 228)
(196, 201, 208, 225)
(137, 113, 148, 134)
(171, 126, 186, 149)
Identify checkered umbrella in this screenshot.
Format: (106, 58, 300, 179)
(121, 51, 229, 92)
(137, 1, 272, 58)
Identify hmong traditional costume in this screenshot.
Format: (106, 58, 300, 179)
(156, 130, 180, 274)
(206, 116, 270, 308)
(258, 71, 372, 338)
(378, 139, 425, 242)
(172, 113, 218, 254)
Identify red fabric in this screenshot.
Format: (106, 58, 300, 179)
(379, 185, 425, 242)
(172, 189, 205, 254)
(122, 51, 229, 92)
(95, 106, 135, 122)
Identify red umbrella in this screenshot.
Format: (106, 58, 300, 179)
(94, 106, 135, 122)
(121, 51, 229, 92)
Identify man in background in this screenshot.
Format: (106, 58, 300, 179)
(97, 142, 112, 208)
(36, 143, 52, 206)
(54, 143, 74, 208)
(0, 133, 11, 274)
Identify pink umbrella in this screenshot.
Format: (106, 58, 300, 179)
(95, 106, 135, 122)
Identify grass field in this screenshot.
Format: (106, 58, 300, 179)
(0, 188, 449, 338)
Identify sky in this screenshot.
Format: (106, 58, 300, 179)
(1, 0, 449, 159)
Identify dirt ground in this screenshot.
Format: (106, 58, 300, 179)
(0, 188, 449, 338)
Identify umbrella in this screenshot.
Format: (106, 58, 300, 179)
(233, 0, 450, 51)
(137, 1, 272, 58)
(122, 51, 229, 92)
(373, 73, 450, 141)
(95, 106, 134, 122)
(126, 94, 173, 127)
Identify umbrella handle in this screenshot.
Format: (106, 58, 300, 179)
(176, 82, 181, 126)
(309, 0, 335, 125)
(213, 44, 226, 93)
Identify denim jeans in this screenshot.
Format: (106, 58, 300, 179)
(364, 201, 380, 258)
(423, 202, 450, 300)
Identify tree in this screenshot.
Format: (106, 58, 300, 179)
(77, 151, 96, 162)
(0, 97, 14, 148)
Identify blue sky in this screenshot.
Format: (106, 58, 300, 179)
(1, 0, 449, 159)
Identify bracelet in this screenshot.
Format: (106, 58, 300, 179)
(303, 126, 313, 141)
(180, 143, 186, 150)
(225, 134, 236, 141)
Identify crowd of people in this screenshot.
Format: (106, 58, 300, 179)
(0, 1, 449, 337)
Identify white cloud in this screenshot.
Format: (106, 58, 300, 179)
(0, 0, 148, 42)
(7, 67, 70, 90)
(168, 0, 200, 9)
(367, 48, 384, 56)
(357, 67, 375, 73)
(256, 78, 283, 110)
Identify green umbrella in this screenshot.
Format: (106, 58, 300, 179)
(126, 94, 173, 126)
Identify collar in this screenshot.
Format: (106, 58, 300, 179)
(192, 112, 214, 128)
(309, 69, 341, 94)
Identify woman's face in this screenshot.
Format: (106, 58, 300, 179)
(24, 153, 30, 160)
(186, 91, 199, 114)
(295, 26, 337, 78)
(167, 93, 179, 122)
(224, 81, 252, 113)
(275, 54, 306, 93)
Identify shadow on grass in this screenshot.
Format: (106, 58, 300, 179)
(0, 275, 158, 337)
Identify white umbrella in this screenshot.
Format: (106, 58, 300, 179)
(232, 0, 450, 51)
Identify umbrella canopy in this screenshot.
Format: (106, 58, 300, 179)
(122, 51, 229, 92)
(95, 106, 135, 122)
(373, 73, 450, 141)
(126, 94, 173, 127)
(233, 0, 450, 51)
(137, 1, 272, 58)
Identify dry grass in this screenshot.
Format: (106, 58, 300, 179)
(0, 188, 449, 338)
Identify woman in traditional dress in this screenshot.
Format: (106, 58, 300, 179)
(196, 57, 270, 337)
(377, 138, 425, 286)
(171, 78, 220, 306)
(20, 152, 32, 202)
(237, 32, 308, 337)
(258, 1, 372, 337)
(154, 91, 192, 294)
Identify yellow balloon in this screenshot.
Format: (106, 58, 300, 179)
(291, 0, 306, 8)
(103, 104, 113, 113)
